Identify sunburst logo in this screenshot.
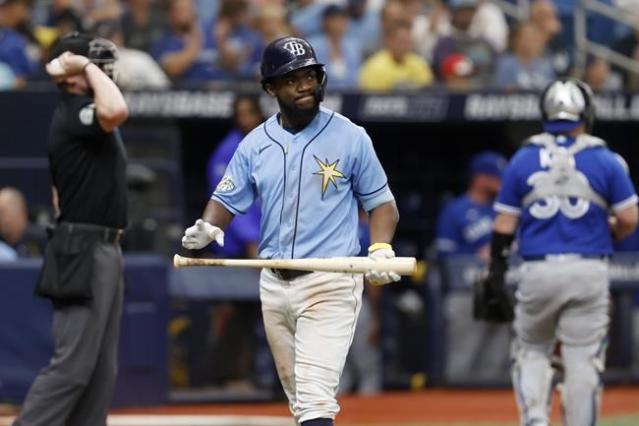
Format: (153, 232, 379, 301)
(313, 155, 345, 197)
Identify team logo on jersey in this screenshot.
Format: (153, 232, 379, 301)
(313, 156, 345, 198)
(79, 103, 96, 125)
(283, 41, 306, 56)
(216, 175, 235, 193)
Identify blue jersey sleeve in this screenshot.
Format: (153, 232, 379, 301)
(352, 130, 394, 211)
(605, 151, 638, 212)
(211, 141, 256, 215)
(495, 149, 529, 215)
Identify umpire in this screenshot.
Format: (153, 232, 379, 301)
(13, 33, 129, 426)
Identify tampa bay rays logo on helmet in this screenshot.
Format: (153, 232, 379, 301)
(283, 40, 306, 56)
(260, 36, 327, 101)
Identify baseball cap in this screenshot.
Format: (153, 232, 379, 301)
(441, 53, 474, 78)
(469, 151, 507, 178)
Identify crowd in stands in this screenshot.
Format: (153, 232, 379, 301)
(0, 0, 638, 91)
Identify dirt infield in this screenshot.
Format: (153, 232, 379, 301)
(113, 385, 639, 425)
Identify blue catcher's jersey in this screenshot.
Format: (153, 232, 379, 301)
(212, 106, 394, 259)
(435, 195, 495, 259)
(495, 133, 638, 257)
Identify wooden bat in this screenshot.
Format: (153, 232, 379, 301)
(173, 254, 417, 276)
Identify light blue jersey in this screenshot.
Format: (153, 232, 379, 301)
(212, 106, 394, 259)
(495, 133, 638, 258)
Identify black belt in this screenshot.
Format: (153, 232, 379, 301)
(522, 253, 609, 261)
(57, 222, 124, 244)
(270, 268, 312, 281)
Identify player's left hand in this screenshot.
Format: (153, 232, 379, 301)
(365, 243, 401, 286)
(46, 51, 91, 77)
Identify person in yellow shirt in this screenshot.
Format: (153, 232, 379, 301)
(359, 20, 434, 91)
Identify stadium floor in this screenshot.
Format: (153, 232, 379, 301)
(1, 386, 637, 425)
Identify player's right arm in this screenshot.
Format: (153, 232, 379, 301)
(183, 137, 256, 250)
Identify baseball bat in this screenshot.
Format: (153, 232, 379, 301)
(173, 254, 416, 276)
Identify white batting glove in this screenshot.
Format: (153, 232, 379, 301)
(181, 219, 224, 250)
(46, 51, 91, 77)
(365, 243, 401, 286)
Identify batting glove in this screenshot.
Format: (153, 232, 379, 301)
(181, 219, 224, 250)
(46, 51, 91, 77)
(365, 243, 401, 286)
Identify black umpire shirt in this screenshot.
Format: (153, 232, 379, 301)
(48, 92, 128, 229)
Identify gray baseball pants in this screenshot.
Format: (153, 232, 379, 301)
(13, 242, 124, 426)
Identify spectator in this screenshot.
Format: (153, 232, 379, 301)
(611, 24, 639, 90)
(493, 22, 555, 91)
(529, 0, 571, 77)
(0, 187, 46, 257)
(210, 0, 263, 81)
(121, 0, 167, 52)
(432, 0, 496, 90)
(94, 19, 170, 89)
(468, 0, 508, 54)
(151, 0, 217, 85)
(77, 0, 121, 30)
(0, 0, 36, 88)
(309, 4, 363, 89)
(434, 151, 511, 382)
(346, 0, 381, 58)
(253, 3, 293, 45)
(290, 0, 326, 39)
(411, 0, 451, 62)
(582, 55, 622, 91)
(359, 20, 434, 91)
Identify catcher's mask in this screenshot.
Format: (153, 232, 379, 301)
(260, 36, 327, 102)
(49, 32, 119, 80)
(540, 78, 595, 134)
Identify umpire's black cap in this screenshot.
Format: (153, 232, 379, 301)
(49, 32, 118, 79)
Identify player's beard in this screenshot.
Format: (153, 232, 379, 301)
(276, 95, 320, 127)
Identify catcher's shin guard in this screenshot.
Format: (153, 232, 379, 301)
(511, 339, 555, 426)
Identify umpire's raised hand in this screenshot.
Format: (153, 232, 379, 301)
(46, 51, 91, 77)
(182, 219, 225, 250)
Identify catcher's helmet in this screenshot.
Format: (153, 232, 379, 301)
(260, 36, 327, 101)
(539, 78, 595, 134)
(49, 32, 118, 80)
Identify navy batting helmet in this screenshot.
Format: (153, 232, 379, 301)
(540, 78, 595, 134)
(49, 32, 118, 80)
(260, 36, 327, 101)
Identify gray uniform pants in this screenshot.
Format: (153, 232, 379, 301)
(14, 242, 124, 426)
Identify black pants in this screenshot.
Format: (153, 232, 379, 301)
(14, 240, 124, 426)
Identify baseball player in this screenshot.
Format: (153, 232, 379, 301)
(479, 79, 638, 426)
(182, 36, 400, 426)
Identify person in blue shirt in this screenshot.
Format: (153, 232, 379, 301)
(0, 0, 35, 88)
(435, 150, 512, 383)
(182, 36, 400, 426)
(308, 4, 363, 90)
(435, 150, 507, 259)
(151, 0, 261, 86)
(481, 79, 638, 426)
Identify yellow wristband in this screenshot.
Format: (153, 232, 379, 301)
(368, 242, 392, 253)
